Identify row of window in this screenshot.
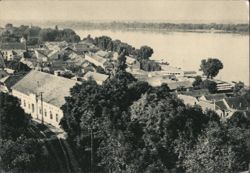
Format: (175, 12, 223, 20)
(22, 99, 59, 122)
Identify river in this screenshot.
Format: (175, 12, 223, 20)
(74, 29, 249, 84)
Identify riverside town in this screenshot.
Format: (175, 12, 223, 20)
(0, 1, 249, 173)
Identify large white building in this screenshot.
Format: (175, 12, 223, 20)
(11, 70, 78, 128)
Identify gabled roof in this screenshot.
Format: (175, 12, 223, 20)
(215, 100, 228, 110)
(126, 56, 138, 65)
(0, 43, 26, 50)
(96, 50, 108, 57)
(84, 71, 108, 84)
(203, 93, 227, 101)
(86, 53, 107, 65)
(179, 89, 210, 97)
(224, 97, 249, 110)
(12, 70, 78, 107)
(36, 50, 53, 57)
(167, 81, 193, 90)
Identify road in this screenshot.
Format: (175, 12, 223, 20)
(28, 120, 82, 173)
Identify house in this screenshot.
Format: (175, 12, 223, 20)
(83, 71, 109, 85)
(112, 52, 119, 61)
(125, 56, 140, 70)
(0, 75, 10, 93)
(179, 89, 210, 98)
(213, 79, 233, 92)
(0, 43, 26, 61)
(44, 41, 68, 51)
(0, 69, 8, 79)
(35, 50, 51, 62)
(73, 41, 99, 53)
(184, 71, 197, 77)
(67, 52, 85, 66)
(160, 65, 184, 76)
(224, 96, 250, 111)
(11, 70, 78, 128)
(85, 53, 108, 68)
(167, 80, 193, 91)
(178, 94, 199, 106)
(198, 95, 249, 118)
(4, 68, 15, 74)
(96, 50, 109, 58)
(199, 93, 227, 102)
(0, 53, 6, 68)
(20, 57, 38, 69)
(1, 50, 17, 61)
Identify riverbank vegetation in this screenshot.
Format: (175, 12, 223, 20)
(59, 21, 249, 34)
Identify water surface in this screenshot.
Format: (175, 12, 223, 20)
(75, 29, 249, 84)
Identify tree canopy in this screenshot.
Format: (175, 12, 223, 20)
(200, 58, 223, 79)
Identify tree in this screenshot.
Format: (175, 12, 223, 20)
(136, 46, 154, 61)
(183, 122, 250, 173)
(233, 81, 245, 96)
(192, 76, 202, 89)
(0, 93, 30, 140)
(200, 58, 223, 79)
(0, 136, 45, 173)
(201, 79, 217, 93)
(115, 49, 127, 72)
(140, 59, 161, 71)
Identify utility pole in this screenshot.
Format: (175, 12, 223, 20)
(40, 92, 44, 124)
(90, 125, 94, 173)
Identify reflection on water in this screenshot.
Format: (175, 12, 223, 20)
(75, 29, 249, 84)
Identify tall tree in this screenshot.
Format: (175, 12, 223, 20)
(200, 58, 223, 79)
(136, 46, 154, 61)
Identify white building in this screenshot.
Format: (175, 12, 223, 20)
(85, 53, 108, 68)
(160, 65, 184, 76)
(83, 71, 109, 85)
(11, 70, 78, 128)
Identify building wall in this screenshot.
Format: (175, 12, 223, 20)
(12, 89, 63, 128)
(178, 94, 198, 106)
(1, 51, 14, 61)
(85, 54, 104, 68)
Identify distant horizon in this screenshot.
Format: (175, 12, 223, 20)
(0, 1, 249, 26)
(0, 19, 249, 28)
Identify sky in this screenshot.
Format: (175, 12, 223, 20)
(0, 0, 249, 24)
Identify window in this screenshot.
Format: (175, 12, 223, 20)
(50, 111, 53, 119)
(44, 109, 47, 117)
(39, 107, 42, 114)
(24, 100, 26, 107)
(32, 104, 35, 113)
(56, 114, 59, 122)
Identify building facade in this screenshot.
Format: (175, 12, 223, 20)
(11, 70, 78, 128)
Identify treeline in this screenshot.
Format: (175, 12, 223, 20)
(0, 23, 80, 45)
(60, 62, 250, 173)
(67, 21, 250, 34)
(84, 35, 161, 71)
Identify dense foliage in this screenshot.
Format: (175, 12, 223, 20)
(200, 58, 223, 79)
(192, 76, 217, 93)
(59, 53, 250, 172)
(89, 35, 161, 71)
(0, 24, 80, 45)
(0, 93, 64, 173)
